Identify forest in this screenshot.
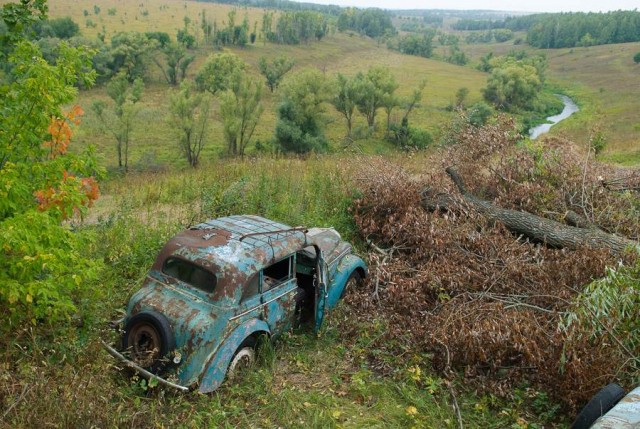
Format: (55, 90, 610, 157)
(454, 10, 640, 48)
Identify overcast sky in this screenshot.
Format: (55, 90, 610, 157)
(299, 0, 639, 13)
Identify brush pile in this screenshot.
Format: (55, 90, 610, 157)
(346, 117, 640, 409)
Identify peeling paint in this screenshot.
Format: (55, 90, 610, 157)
(107, 215, 367, 392)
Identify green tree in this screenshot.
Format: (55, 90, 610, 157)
(275, 68, 329, 154)
(108, 32, 155, 81)
(353, 66, 398, 129)
(258, 55, 295, 93)
(91, 72, 144, 171)
(219, 73, 264, 157)
(33, 16, 79, 39)
(169, 83, 211, 167)
(195, 52, 245, 95)
(0, 2, 102, 326)
(331, 73, 359, 137)
(152, 42, 194, 86)
(455, 87, 469, 108)
(482, 59, 542, 111)
(634, 52, 640, 64)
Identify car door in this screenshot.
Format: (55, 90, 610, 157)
(314, 250, 328, 333)
(260, 255, 298, 335)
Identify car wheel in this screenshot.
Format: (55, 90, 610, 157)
(341, 271, 363, 298)
(571, 383, 626, 429)
(227, 339, 256, 381)
(123, 311, 175, 371)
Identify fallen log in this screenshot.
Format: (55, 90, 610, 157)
(421, 167, 638, 254)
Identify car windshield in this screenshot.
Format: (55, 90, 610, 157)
(162, 257, 217, 293)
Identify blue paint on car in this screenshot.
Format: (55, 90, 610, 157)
(104, 215, 367, 392)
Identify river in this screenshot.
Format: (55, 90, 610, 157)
(529, 95, 579, 140)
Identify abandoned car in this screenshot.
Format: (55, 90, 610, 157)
(103, 215, 367, 392)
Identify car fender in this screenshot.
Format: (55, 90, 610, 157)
(326, 254, 367, 310)
(198, 318, 271, 393)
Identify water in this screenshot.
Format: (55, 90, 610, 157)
(529, 95, 579, 140)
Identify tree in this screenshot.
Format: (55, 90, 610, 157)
(455, 87, 469, 108)
(258, 55, 294, 93)
(634, 52, 640, 64)
(331, 73, 359, 137)
(92, 72, 143, 171)
(168, 83, 211, 168)
(108, 32, 156, 81)
(482, 59, 542, 111)
(152, 42, 194, 86)
(275, 68, 329, 154)
(219, 73, 264, 157)
(353, 66, 398, 129)
(0, 2, 102, 326)
(33, 16, 79, 39)
(195, 52, 245, 95)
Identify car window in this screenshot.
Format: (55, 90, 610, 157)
(262, 256, 293, 291)
(162, 258, 217, 293)
(241, 274, 260, 302)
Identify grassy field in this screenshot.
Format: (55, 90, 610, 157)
(1, 157, 566, 428)
(35, 0, 489, 169)
(460, 36, 640, 163)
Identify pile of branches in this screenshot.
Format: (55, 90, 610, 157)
(346, 117, 640, 409)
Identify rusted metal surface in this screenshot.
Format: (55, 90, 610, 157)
(105, 215, 367, 393)
(592, 387, 640, 428)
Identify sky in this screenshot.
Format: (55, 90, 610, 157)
(298, 0, 639, 13)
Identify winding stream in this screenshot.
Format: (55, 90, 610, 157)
(529, 95, 579, 139)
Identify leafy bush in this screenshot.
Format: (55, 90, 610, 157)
(634, 51, 640, 64)
(467, 102, 493, 126)
(388, 118, 432, 150)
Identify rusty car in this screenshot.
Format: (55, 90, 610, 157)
(102, 215, 367, 392)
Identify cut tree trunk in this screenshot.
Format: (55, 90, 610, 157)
(420, 167, 638, 254)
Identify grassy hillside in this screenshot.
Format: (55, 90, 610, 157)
(544, 42, 640, 164)
(31, 0, 488, 169)
(461, 37, 640, 163)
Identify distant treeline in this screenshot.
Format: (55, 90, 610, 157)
(454, 10, 640, 48)
(197, 0, 343, 15)
(337, 8, 396, 38)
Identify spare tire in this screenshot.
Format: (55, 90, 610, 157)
(571, 383, 626, 429)
(122, 311, 175, 371)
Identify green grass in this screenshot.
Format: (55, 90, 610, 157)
(460, 37, 640, 160)
(1, 156, 569, 428)
(21, 0, 488, 169)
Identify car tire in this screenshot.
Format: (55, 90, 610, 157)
(341, 271, 363, 298)
(122, 311, 175, 371)
(227, 338, 256, 381)
(571, 383, 626, 429)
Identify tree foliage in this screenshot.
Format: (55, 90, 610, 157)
(91, 72, 144, 171)
(264, 11, 328, 45)
(331, 73, 359, 137)
(219, 74, 264, 157)
(457, 11, 640, 49)
(195, 52, 245, 95)
(258, 55, 294, 92)
(353, 66, 398, 129)
(482, 55, 548, 112)
(152, 42, 194, 86)
(169, 83, 211, 168)
(0, 4, 102, 326)
(337, 8, 395, 38)
(275, 68, 329, 154)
